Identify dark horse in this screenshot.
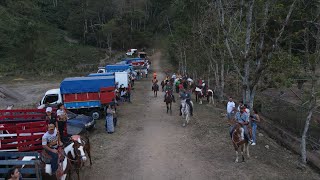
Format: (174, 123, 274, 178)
(164, 91, 174, 113)
(160, 80, 165, 92)
(152, 83, 159, 97)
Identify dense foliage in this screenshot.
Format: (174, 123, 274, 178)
(0, 0, 154, 76)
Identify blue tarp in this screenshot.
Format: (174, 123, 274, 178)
(106, 64, 130, 72)
(88, 73, 115, 77)
(60, 76, 115, 94)
(122, 58, 144, 64)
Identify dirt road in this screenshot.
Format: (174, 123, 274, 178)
(81, 52, 319, 180)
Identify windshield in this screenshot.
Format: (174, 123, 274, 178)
(43, 94, 58, 104)
(66, 110, 77, 119)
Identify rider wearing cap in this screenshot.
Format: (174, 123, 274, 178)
(230, 106, 253, 143)
(42, 123, 62, 175)
(179, 89, 193, 116)
(164, 81, 175, 102)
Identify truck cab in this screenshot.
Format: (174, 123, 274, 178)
(40, 88, 62, 106)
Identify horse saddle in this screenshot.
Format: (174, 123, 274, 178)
(41, 150, 52, 164)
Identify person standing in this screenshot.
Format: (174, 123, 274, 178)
(56, 104, 67, 141)
(105, 105, 115, 134)
(112, 105, 118, 127)
(45, 107, 56, 124)
(226, 97, 236, 121)
(145, 68, 148, 78)
(250, 109, 261, 145)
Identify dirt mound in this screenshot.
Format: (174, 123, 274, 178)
(0, 86, 24, 101)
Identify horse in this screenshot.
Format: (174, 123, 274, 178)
(207, 89, 214, 104)
(67, 135, 92, 180)
(160, 80, 165, 92)
(152, 83, 159, 97)
(194, 86, 205, 104)
(231, 123, 250, 163)
(21, 137, 86, 180)
(181, 99, 192, 127)
(164, 91, 174, 114)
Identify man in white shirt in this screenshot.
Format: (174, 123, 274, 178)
(226, 97, 236, 120)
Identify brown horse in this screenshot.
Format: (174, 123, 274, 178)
(231, 123, 250, 163)
(164, 91, 174, 114)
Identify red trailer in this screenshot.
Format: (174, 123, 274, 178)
(0, 109, 65, 152)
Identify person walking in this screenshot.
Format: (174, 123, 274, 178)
(250, 109, 261, 145)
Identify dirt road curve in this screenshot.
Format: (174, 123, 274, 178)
(80, 52, 319, 180)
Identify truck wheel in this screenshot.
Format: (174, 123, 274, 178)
(91, 111, 101, 120)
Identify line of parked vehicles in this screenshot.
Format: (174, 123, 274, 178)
(0, 50, 149, 152)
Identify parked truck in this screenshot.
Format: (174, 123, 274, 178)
(39, 76, 116, 120)
(97, 64, 135, 73)
(89, 72, 129, 88)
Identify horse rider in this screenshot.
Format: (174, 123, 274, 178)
(179, 89, 193, 116)
(163, 81, 175, 102)
(230, 106, 253, 143)
(171, 73, 176, 80)
(153, 72, 157, 79)
(42, 123, 62, 176)
(152, 77, 158, 84)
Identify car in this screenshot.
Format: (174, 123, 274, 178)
(66, 110, 95, 131)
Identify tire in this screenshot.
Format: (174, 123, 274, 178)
(90, 110, 101, 120)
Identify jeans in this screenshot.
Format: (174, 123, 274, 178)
(252, 123, 257, 143)
(230, 125, 250, 140)
(227, 112, 234, 120)
(46, 149, 58, 174)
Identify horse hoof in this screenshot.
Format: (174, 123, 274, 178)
(182, 123, 186, 127)
(235, 159, 238, 163)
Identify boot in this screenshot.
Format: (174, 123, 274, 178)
(179, 106, 182, 116)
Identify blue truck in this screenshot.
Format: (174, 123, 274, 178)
(40, 76, 116, 120)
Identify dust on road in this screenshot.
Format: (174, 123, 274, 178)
(81, 52, 320, 180)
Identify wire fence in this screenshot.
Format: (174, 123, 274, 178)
(256, 93, 320, 150)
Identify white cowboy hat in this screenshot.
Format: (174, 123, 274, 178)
(187, 78, 193, 82)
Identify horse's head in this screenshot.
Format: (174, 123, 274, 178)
(71, 135, 87, 162)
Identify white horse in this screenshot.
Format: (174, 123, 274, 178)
(181, 99, 193, 127)
(195, 87, 203, 104)
(207, 89, 214, 104)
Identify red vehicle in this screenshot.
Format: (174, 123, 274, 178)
(0, 109, 65, 152)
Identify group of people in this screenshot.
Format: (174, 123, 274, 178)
(41, 104, 67, 176)
(151, 72, 194, 116)
(227, 97, 261, 145)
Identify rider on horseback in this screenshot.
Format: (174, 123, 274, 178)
(179, 89, 193, 116)
(42, 123, 62, 175)
(164, 81, 175, 102)
(230, 106, 253, 143)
